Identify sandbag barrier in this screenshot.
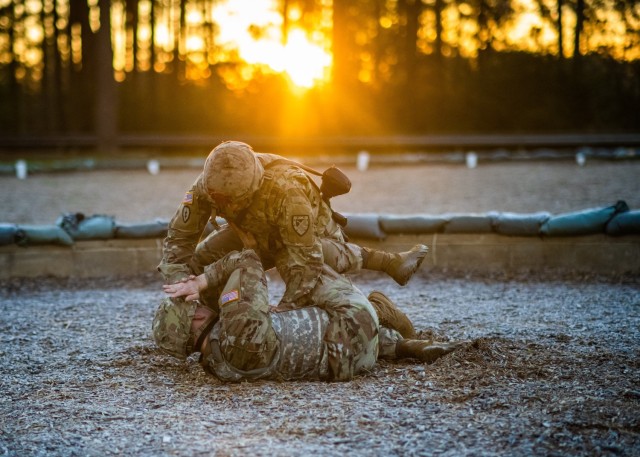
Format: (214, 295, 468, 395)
(0, 201, 639, 247)
(345, 200, 638, 239)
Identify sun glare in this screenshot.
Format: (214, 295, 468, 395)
(282, 29, 332, 88)
(211, 0, 332, 89)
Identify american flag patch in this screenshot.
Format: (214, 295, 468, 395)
(182, 192, 193, 205)
(220, 289, 240, 306)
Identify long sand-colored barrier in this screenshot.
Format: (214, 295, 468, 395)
(1, 233, 638, 279)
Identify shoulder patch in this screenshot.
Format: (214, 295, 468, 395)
(292, 214, 310, 236)
(220, 289, 240, 306)
(181, 206, 191, 223)
(182, 192, 193, 205)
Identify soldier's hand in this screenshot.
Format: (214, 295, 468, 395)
(163, 274, 207, 301)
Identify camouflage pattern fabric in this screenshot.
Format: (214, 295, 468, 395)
(192, 224, 245, 275)
(378, 326, 403, 360)
(192, 224, 363, 280)
(206, 306, 331, 382)
(224, 161, 336, 307)
(214, 252, 279, 373)
(159, 174, 216, 283)
(318, 237, 363, 273)
(201, 250, 380, 382)
(158, 154, 364, 306)
(308, 265, 379, 381)
(152, 297, 197, 359)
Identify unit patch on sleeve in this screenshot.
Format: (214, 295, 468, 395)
(292, 215, 310, 236)
(181, 206, 191, 223)
(220, 289, 240, 306)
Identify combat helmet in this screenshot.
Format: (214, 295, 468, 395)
(203, 141, 264, 217)
(152, 297, 198, 359)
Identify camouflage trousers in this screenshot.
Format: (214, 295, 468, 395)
(190, 224, 363, 278)
(201, 249, 380, 382)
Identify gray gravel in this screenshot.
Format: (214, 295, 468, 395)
(1, 273, 638, 456)
(1, 158, 639, 456)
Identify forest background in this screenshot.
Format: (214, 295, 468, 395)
(0, 0, 639, 154)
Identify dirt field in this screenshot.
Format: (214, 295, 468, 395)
(1, 158, 639, 456)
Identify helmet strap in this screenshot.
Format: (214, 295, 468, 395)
(192, 309, 220, 355)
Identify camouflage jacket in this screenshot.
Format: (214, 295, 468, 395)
(158, 172, 216, 283)
(159, 154, 341, 306)
(203, 306, 331, 382)
(231, 160, 339, 307)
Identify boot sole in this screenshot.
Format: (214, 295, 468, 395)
(395, 244, 429, 286)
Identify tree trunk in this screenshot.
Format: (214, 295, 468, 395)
(331, 0, 351, 85)
(557, 0, 564, 59)
(434, 0, 444, 60)
(126, 0, 138, 70)
(42, 3, 60, 133)
(96, 0, 118, 152)
(150, 0, 156, 67)
(573, 0, 584, 59)
(7, 2, 26, 134)
(397, 0, 422, 86)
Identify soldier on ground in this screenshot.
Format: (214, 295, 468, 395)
(152, 140, 465, 381)
(154, 249, 467, 382)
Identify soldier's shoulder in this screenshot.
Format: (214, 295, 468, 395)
(272, 166, 309, 191)
(192, 173, 208, 195)
(256, 153, 284, 168)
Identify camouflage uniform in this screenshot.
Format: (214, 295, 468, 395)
(155, 250, 384, 382)
(159, 153, 362, 308)
(153, 144, 461, 381)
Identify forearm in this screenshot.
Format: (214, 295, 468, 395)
(159, 174, 215, 281)
(158, 230, 200, 283)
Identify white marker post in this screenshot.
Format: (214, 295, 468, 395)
(465, 152, 478, 169)
(15, 160, 27, 179)
(357, 150, 370, 171)
(147, 159, 160, 175)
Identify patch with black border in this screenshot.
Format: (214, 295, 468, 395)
(182, 206, 191, 223)
(292, 214, 310, 237)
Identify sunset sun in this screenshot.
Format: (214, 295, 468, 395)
(268, 29, 332, 88)
(211, 0, 332, 89)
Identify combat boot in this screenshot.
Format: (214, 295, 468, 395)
(368, 290, 417, 339)
(361, 244, 429, 286)
(395, 339, 468, 363)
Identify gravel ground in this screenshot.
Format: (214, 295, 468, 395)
(1, 158, 639, 456)
(1, 273, 638, 457)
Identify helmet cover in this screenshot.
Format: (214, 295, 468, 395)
(152, 297, 198, 359)
(203, 141, 264, 211)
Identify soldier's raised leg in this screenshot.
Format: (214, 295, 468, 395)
(193, 224, 428, 287)
(321, 239, 429, 286)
